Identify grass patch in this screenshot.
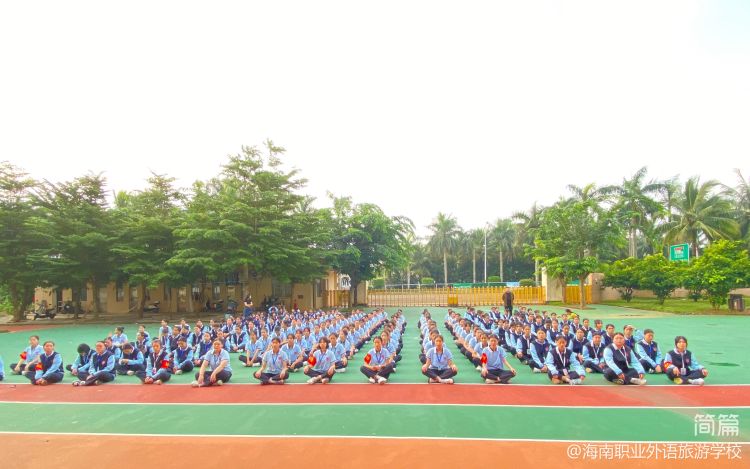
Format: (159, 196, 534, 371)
(602, 297, 749, 315)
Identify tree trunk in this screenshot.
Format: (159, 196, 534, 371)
(579, 275, 587, 309)
(535, 259, 540, 285)
(472, 249, 476, 284)
(406, 267, 411, 288)
(629, 227, 637, 258)
(443, 250, 448, 285)
(91, 277, 101, 318)
(351, 280, 359, 307)
(10, 283, 24, 322)
(499, 249, 504, 283)
(137, 283, 147, 319)
(560, 277, 567, 303)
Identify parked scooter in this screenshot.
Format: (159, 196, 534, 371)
(32, 301, 57, 320)
(143, 301, 160, 314)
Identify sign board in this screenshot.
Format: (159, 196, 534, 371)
(669, 243, 690, 262)
(339, 274, 351, 290)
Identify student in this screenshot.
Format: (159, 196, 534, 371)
(568, 328, 587, 363)
(603, 333, 646, 386)
(194, 332, 214, 367)
(545, 336, 586, 385)
(103, 337, 123, 363)
(528, 329, 550, 373)
(25, 341, 64, 385)
(623, 325, 636, 349)
(116, 343, 145, 375)
(602, 324, 616, 347)
(171, 338, 195, 374)
(304, 337, 336, 384)
(281, 334, 305, 372)
(329, 334, 348, 372)
(10, 335, 44, 375)
(0, 356, 4, 381)
(73, 341, 116, 386)
(360, 336, 395, 384)
(229, 325, 248, 353)
(515, 325, 533, 365)
(480, 335, 516, 384)
(66, 344, 92, 376)
(582, 333, 606, 373)
(253, 337, 289, 384)
(239, 331, 263, 367)
(663, 336, 709, 385)
(421, 335, 458, 384)
(138, 339, 172, 385)
(134, 332, 152, 357)
(635, 329, 663, 374)
(192, 339, 232, 387)
(111, 327, 128, 348)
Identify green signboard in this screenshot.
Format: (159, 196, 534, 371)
(669, 243, 690, 262)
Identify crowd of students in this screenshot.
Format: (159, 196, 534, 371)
(0, 305, 709, 386)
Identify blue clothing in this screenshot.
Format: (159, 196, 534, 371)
(281, 343, 303, 363)
(35, 352, 64, 380)
(145, 350, 171, 379)
(365, 348, 390, 366)
(89, 352, 116, 374)
(311, 349, 336, 372)
(171, 346, 194, 369)
(426, 347, 453, 370)
(481, 346, 507, 370)
(544, 347, 586, 377)
(603, 345, 645, 376)
(201, 349, 232, 373)
(261, 350, 287, 375)
(24, 345, 44, 363)
(635, 340, 662, 368)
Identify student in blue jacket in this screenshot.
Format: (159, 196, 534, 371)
(480, 335, 516, 384)
(192, 339, 232, 387)
(67, 343, 92, 376)
(194, 332, 214, 368)
(26, 341, 64, 385)
(421, 335, 458, 384)
(582, 333, 606, 373)
(138, 339, 172, 385)
(73, 341, 116, 386)
(663, 336, 709, 385)
(116, 342, 145, 375)
(304, 337, 336, 384)
(635, 329, 663, 374)
(360, 336, 395, 384)
(329, 333, 348, 372)
(171, 338, 195, 374)
(253, 337, 289, 385)
(10, 335, 44, 375)
(528, 329, 550, 373)
(240, 331, 263, 367)
(603, 333, 646, 386)
(545, 336, 586, 385)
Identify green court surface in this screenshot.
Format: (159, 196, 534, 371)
(1, 305, 749, 385)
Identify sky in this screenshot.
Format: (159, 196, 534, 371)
(1, 1, 748, 237)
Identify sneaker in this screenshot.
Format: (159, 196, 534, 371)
(191, 380, 200, 387)
(126, 371, 135, 376)
(216, 380, 224, 386)
(72, 380, 82, 387)
(631, 378, 647, 386)
(321, 378, 330, 384)
(94, 380, 103, 386)
(688, 378, 704, 386)
(307, 377, 319, 384)
(443, 378, 454, 384)
(485, 378, 499, 384)
(585, 368, 593, 374)
(476, 366, 482, 371)
(154, 379, 162, 385)
(368, 377, 376, 384)
(253, 363, 261, 367)
(175, 370, 183, 375)
(570, 378, 582, 385)
(532, 368, 542, 374)
(428, 378, 438, 384)
(377, 376, 387, 384)
(336, 368, 346, 373)
(613, 378, 625, 385)
(276, 379, 285, 385)
(673, 377, 683, 385)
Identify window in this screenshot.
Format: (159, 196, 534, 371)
(272, 279, 292, 298)
(80, 287, 88, 302)
(116, 283, 125, 302)
(213, 285, 222, 299)
(98, 287, 108, 307)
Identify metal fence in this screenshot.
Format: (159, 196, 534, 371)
(366, 286, 547, 307)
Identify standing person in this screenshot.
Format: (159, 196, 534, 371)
(138, 340, 172, 385)
(304, 337, 336, 384)
(253, 337, 289, 385)
(480, 335, 516, 384)
(603, 333, 647, 386)
(502, 288, 514, 315)
(73, 341, 116, 386)
(360, 337, 395, 384)
(25, 341, 64, 385)
(421, 335, 458, 384)
(663, 336, 709, 385)
(243, 295, 254, 321)
(192, 339, 232, 387)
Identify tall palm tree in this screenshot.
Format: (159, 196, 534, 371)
(724, 169, 750, 249)
(512, 203, 544, 284)
(427, 213, 461, 285)
(566, 182, 617, 208)
(459, 228, 485, 284)
(662, 177, 739, 257)
(491, 219, 515, 283)
(612, 167, 667, 258)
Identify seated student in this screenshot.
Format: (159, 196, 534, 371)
(229, 325, 248, 353)
(304, 337, 336, 384)
(110, 327, 128, 348)
(421, 335, 458, 384)
(528, 329, 551, 373)
(192, 339, 232, 387)
(515, 325, 534, 365)
(0, 356, 3, 381)
(339, 331, 355, 359)
(663, 336, 709, 385)
(281, 334, 305, 372)
(171, 338, 195, 374)
(329, 333, 348, 372)
(138, 339, 172, 385)
(582, 333, 606, 373)
(419, 330, 439, 364)
(166, 326, 182, 353)
(66, 344, 92, 376)
(239, 331, 263, 367)
(480, 335, 517, 384)
(116, 343, 145, 375)
(623, 325, 637, 349)
(603, 333, 647, 386)
(194, 332, 214, 368)
(73, 341, 116, 386)
(360, 336, 396, 384)
(635, 329, 663, 374)
(189, 326, 203, 350)
(587, 320, 605, 341)
(10, 335, 44, 375)
(469, 333, 490, 370)
(25, 341, 64, 385)
(103, 337, 123, 364)
(545, 336, 586, 385)
(602, 324, 616, 347)
(253, 337, 289, 385)
(134, 332, 152, 357)
(568, 327, 587, 364)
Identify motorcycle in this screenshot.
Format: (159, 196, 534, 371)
(202, 299, 224, 313)
(225, 299, 238, 319)
(143, 301, 161, 314)
(33, 302, 57, 320)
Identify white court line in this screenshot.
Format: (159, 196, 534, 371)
(0, 431, 746, 445)
(0, 401, 747, 409)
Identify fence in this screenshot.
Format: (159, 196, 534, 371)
(366, 286, 547, 307)
(565, 285, 593, 305)
(324, 290, 350, 308)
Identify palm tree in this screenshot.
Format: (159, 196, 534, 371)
(724, 169, 750, 249)
(427, 213, 461, 285)
(566, 182, 617, 208)
(662, 177, 739, 257)
(512, 203, 544, 284)
(491, 219, 515, 283)
(612, 167, 667, 258)
(463, 228, 485, 283)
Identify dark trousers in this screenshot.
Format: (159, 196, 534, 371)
(79, 370, 115, 386)
(334, 360, 347, 369)
(255, 370, 288, 384)
(423, 368, 457, 380)
(548, 370, 581, 381)
(304, 368, 334, 381)
(238, 355, 261, 365)
(194, 369, 232, 386)
(583, 360, 605, 373)
(604, 368, 640, 384)
(640, 360, 659, 373)
(485, 369, 514, 383)
(176, 362, 194, 372)
(25, 371, 63, 384)
(116, 363, 146, 375)
(360, 364, 394, 379)
(670, 369, 704, 384)
(136, 369, 172, 382)
(528, 360, 545, 370)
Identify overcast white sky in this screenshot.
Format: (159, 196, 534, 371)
(1, 1, 748, 236)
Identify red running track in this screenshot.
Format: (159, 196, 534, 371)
(0, 383, 748, 407)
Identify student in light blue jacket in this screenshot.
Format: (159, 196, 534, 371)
(634, 329, 663, 374)
(26, 341, 64, 385)
(10, 335, 44, 375)
(138, 339, 172, 385)
(73, 341, 116, 386)
(480, 335, 516, 384)
(192, 339, 232, 387)
(171, 338, 195, 374)
(544, 336, 586, 385)
(115, 343, 145, 375)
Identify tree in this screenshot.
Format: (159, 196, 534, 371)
(329, 196, 413, 305)
(531, 200, 623, 308)
(612, 167, 667, 258)
(724, 169, 750, 250)
(427, 213, 461, 285)
(512, 203, 544, 284)
(463, 229, 485, 283)
(636, 254, 681, 305)
(603, 257, 641, 302)
(662, 177, 739, 257)
(0, 162, 43, 321)
(688, 240, 750, 309)
(491, 219, 515, 283)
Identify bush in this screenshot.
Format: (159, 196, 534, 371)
(487, 276, 502, 283)
(420, 277, 435, 285)
(689, 241, 750, 309)
(370, 278, 385, 289)
(637, 254, 681, 305)
(603, 257, 640, 302)
(519, 278, 535, 287)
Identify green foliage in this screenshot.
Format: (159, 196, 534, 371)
(635, 254, 681, 304)
(603, 257, 641, 302)
(420, 277, 435, 285)
(518, 278, 535, 287)
(487, 275, 502, 283)
(370, 278, 385, 289)
(688, 240, 750, 309)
